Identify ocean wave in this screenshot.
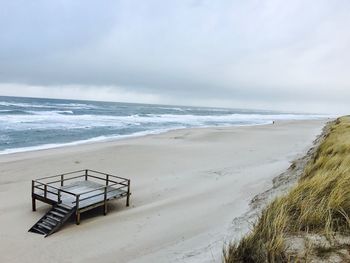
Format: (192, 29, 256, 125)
(155, 106, 186, 112)
(0, 101, 97, 110)
(51, 103, 99, 109)
(0, 113, 327, 155)
(0, 109, 32, 115)
(0, 112, 330, 131)
(26, 110, 74, 115)
(0, 127, 180, 155)
(0, 96, 334, 155)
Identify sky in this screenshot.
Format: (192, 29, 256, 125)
(0, 0, 349, 114)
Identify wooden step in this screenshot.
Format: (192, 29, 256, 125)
(50, 211, 65, 218)
(32, 227, 46, 235)
(57, 204, 71, 210)
(46, 215, 61, 222)
(29, 205, 76, 237)
(38, 223, 52, 231)
(36, 224, 48, 232)
(45, 216, 58, 224)
(54, 207, 69, 214)
(41, 221, 54, 229)
(43, 219, 56, 227)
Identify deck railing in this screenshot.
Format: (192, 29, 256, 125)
(32, 169, 131, 224)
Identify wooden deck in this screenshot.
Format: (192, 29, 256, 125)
(31, 169, 131, 228)
(34, 180, 128, 209)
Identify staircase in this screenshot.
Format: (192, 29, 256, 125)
(29, 204, 76, 237)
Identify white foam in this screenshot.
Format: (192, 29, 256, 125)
(0, 103, 335, 155)
(0, 101, 97, 110)
(0, 112, 332, 131)
(0, 114, 335, 155)
(0, 127, 180, 155)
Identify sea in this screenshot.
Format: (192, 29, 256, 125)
(0, 96, 327, 155)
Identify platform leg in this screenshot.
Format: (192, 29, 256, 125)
(103, 186, 108, 215)
(76, 212, 80, 225)
(32, 197, 36, 211)
(126, 180, 130, 207)
(103, 203, 107, 215)
(126, 194, 130, 207)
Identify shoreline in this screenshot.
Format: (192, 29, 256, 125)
(0, 123, 274, 156)
(0, 119, 330, 161)
(0, 119, 328, 263)
(0, 116, 332, 157)
(1, 121, 282, 160)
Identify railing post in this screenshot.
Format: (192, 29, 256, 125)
(31, 180, 36, 211)
(58, 189, 61, 203)
(106, 175, 109, 186)
(75, 194, 80, 225)
(126, 179, 130, 207)
(85, 169, 88, 181)
(44, 184, 47, 198)
(61, 174, 64, 186)
(103, 187, 107, 215)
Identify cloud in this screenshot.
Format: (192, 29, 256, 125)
(0, 0, 349, 113)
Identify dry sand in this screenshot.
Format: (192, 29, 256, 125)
(0, 119, 327, 263)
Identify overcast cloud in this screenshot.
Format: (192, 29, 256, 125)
(0, 0, 349, 113)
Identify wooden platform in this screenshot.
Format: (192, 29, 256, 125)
(30, 169, 131, 236)
(34, 180, 128, 209)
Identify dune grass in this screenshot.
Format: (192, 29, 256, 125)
(224, 116, 350, 262)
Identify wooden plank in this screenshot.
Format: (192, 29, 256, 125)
(33, 182, 127, 209)
(54, 207, 68, 213)
(33, 194, 57, 206)
(47, 215, 60, 222)
(51, 211, 65, 218)
(42, 220, 55, 227)
(31, 171, 131, 226)
(38, 223, 52, 231)
(87, 169, 129, 181)
(32, 227, 46, 235)
(45, 218, 58, 226)
(34, 169, 86, 180)
(57, 203, 72, 210)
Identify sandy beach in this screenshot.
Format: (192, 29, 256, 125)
(0, 119, 327, 263)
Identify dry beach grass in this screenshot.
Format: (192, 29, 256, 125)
(224, 116, 350, 262)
